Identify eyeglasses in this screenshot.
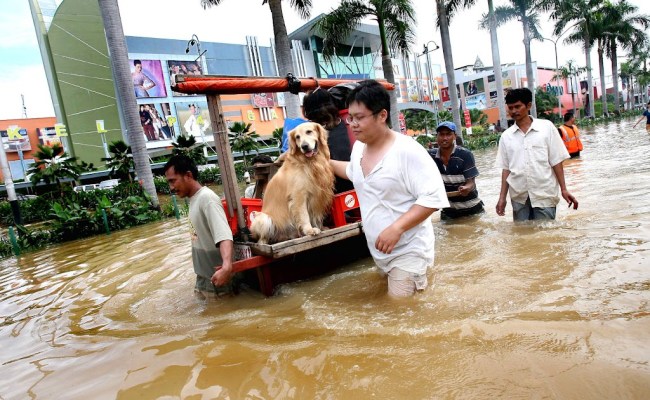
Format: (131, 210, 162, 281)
(345, 111, 380, 125)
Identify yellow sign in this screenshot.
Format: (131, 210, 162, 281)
(54, 123, 68, 137)
(7, 126, 24, 140)
(196, 115, 205, 125)
(247, 110, 255, 121)
(270, 109, 278, 119)
(166, 116, 177, 125)
(96, 120, 107, 133)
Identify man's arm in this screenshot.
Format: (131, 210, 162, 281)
(375, 204, 436, 254)
(211, 239, 234, 286)
(330, 159, 350, 180)
(633, 115, 645, 128)
(496, 169, 510, 216)
(458, 177, 476, 196)
(551, 162, 579, 210)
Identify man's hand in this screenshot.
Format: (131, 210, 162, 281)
(211, 263, 233, 287)
(457, 185, 470, 196)
(375, 224, 404, 254)
(496, 197, 507, 216)
(561, 189, 579, 210)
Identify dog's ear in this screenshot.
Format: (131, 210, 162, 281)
(288, 128, 299, 157)
(316, 123, 331, 159)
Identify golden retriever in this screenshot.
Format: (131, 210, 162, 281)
(250, 122, 335, 244)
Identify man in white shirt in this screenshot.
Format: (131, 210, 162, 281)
(496, 88, 579, 221)
(330, 80, 449, 297)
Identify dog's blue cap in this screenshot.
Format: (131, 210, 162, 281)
(281, 118, 309, 152)
(436, 121, 456, 133)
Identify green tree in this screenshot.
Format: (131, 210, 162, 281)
(436, 0, 463, 137)
(489, 0, 547, 117)
(229, 122, 260, 167)
(468, 109, 488, 127)
(602, 1, 650, 111)
(549, 0, 605, 118)
(316, 0, 416, 132)
(201, 0, 311, 119)
(553, 59, 587, 115)
(272, 127, 283, 149)
(172, 134, 207, 166)
(535, 85, 561, 121)
(404, 109, 437, 133)
(102, 140, 134, 182)
(97, 0, 158, 207)
(27, 144, 82, 194)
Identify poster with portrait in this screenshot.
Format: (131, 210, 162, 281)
(176, 101, 212, 145)
(129, 59, 167, 98)
(138, 103, 177, 144)
(464, 78, 485, 96)
(406, 79, 419, 102)
(167, 60, 204, 95)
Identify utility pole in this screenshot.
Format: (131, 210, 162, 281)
(21, 95, 28, 118)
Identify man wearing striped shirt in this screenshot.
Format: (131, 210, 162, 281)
(429, 121, 484, 220)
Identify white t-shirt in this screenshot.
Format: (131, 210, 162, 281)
(346, 133, 449, 274)
(495, 117, 570, 207)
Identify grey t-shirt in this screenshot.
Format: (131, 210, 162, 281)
(189, 187, 233, 286)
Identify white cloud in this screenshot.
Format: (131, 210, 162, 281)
(0, 65, 54, 120)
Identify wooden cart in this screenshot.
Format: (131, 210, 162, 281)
(174, 75, 394, 295)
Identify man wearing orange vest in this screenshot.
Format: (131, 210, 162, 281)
(558, 112, 584, 158)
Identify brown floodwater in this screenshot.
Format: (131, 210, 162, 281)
(1, 118, 649, 399)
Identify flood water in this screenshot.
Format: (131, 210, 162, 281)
(1, 118, 649, 399)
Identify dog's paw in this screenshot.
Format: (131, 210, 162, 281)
(303, 226, 321, 236)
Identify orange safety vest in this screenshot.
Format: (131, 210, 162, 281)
(559, 124, 584, 154)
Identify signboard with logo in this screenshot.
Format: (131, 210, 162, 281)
(1, 126, 31, 152)
(251, 93, 275, 108)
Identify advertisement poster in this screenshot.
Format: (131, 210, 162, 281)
(464, 78, 484, 96)
(129, 59, 167, 98)
(168, 60, 203, 95)
(177, 102, 212, 144)
(38, 127, 62, 147)
(251, 93, 275, 108)
(466, 93, 487, 110)
(407, 79, 419, 102)
(138, 103, 176, 143)
(0, 128, 31, 152)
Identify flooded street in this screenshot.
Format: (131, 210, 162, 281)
(1, 118, 649, 399)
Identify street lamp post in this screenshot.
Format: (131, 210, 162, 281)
(422, 40, 440, 128)
(542, 36, 562, 119)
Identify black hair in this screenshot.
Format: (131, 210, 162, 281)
(303, 88, 340, 129)
(505, 88, 533, 105)
(164, 155, 198, 180)
(134, 59, 142, 66)
(347, 79, 391, 125)
(251, 154, 273, 165)
(563, 112, 574, 122)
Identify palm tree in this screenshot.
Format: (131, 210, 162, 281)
(172, 134, 207, 166)
(466, 0, 507, 128)
(228, 122, 260, 167)
(316, 0, 416, 132)
(272, 127, 283, 149)
(491, 0, 546, 118)
(27, 144, 82, 194)
(549, 0, 606, 119)
(437, 0, 464, 139)
(553, 59, 587, 115)
(201, 0, 311, 119)
(602, 0, 650, 114)
(102, 140, 134, 182)
(97, 0, 159, 207)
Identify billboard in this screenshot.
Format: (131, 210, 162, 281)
(168, 60, 203, 95)
(138, 103, 177, 143)
(129, 59, 167, 98)
(177, 102, 212, 144)
(0, 128, 31, 152)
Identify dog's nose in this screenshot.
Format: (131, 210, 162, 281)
(301, 143, 310, 152)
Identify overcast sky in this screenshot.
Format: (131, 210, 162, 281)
(1, 0, 646, 120)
